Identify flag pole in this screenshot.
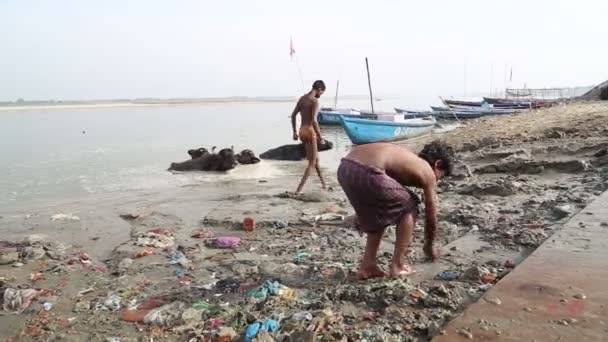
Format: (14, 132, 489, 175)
(290, 37, 305, 91)
(294, 55, 305, 91)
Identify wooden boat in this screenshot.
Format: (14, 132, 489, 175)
(339, 115, 436, 145)
(443, 99, 484, 107)
(394, 108, 432, 118)
(483, 97, 554, 108)
(432, 105, 525, 115)
(431, 111, 483, 119)
(317, 109, 375, 125)
(444, 98, 531, 110)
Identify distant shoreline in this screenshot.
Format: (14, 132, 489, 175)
(0, 95, 372, 112)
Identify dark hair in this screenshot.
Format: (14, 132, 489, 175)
(418, 140, 455, 176)
(312, 80, 326, 91)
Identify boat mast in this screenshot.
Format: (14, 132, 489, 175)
(334, 80, 340, 109)
(365, 57, 375, 114)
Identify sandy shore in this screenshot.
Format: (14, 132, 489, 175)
(1, 102, 607, 341)
(0, 95, 367, 112)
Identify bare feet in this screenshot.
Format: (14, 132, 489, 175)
(389, 263, 416, 278)
(423, 242, 439, 262)
(355, 264, 386, 280)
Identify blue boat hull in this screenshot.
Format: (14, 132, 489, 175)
(317, 111, 376, 125)
(339, 116, 436, 145)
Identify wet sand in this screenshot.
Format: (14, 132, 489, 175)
(1, 102, 607, 341)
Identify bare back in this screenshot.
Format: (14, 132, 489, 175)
(296, 95, 318, 128)
(344, 143, 436, 189)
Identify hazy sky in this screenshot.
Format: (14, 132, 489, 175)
(1, 0, 606, 101)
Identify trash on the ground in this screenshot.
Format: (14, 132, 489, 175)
(463, 265, 496, 283)
(242, 217, 256, 232)
(481, 274, 497, 284)
(363, 311, 381, 320)
(434, 270, 460, 281)
(314, 213, 344, 222)
(212, 237, 241, 249)
(102, 292, 122, 311)
(121, 309, 149, 323)
(207, 318, 225, 330)
(3, 288, 45, 313)
(133, 247, 154, 258)
(135, 232, 175, 249)
(410, 289, 428, 300)
(247, 280, 294, 303)
(30, 272, 45, 282)
(260, 319, 279, 332)
(143, 301, 186, 326)
(253, 331, 274, 342)
(181, 307, 203, 323)
(43, 302, 53, 311)
(169, 250, 189, 267)
(136, 298, 167, 310)
(74, 300, 91, 313)
(293, 251, 311, 263)
(191, 300, 223, 317)
(273, 219, 288, 229)
(244, 322, 261, 342)
(504, 260, 516, 268)
(77, 288, 95, 297)
(147, 227, 175, 236)
(179, 278, 193, 285)
(215, 278, 241, 293)
(217, 327, 238, 340)
(191, 229, 215, 239)
(0, 251, 19, 265)
(291, 311, 313, 321)
(118, 258, 133, 270)
(51, 214, 80, 221)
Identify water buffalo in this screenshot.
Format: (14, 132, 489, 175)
(169, 147, 238, 172)
(236, 149, 261, 164)
(187, 147, 210, 159)
(260, 139, 334, 161)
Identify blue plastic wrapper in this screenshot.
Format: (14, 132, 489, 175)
(244, 322, 261, 342)
(261, 319, 280, 332)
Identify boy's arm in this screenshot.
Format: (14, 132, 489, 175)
(312, 99, 323, 141)
(423, 182, 439, 261)
(291, 102, 300, 140)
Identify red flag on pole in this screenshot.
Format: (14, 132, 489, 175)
(289, 37, 296, 61)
